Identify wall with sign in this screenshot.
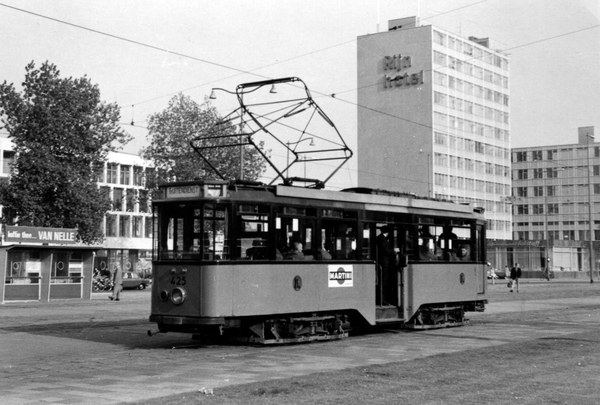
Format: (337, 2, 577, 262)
(357, 24, 433, 195)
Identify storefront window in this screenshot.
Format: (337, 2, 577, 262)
(6, 251, 42, 284)
(51, 251, 82, 284)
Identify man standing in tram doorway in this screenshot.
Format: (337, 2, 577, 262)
(109, 262, 123, 301)
(376, 225, 400, 306)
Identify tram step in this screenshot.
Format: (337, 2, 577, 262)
(376, 317, 405, 325)
(376, 305, 399, 320)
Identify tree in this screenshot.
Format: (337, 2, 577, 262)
(0, 61, 131, 244)
(141, 93, 267, 190)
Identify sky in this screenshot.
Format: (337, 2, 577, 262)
(1, 0, 599, 190)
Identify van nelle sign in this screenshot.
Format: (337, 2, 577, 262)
(4, 226, 77, 244)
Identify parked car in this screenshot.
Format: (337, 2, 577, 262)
(122, 272, 151, 290)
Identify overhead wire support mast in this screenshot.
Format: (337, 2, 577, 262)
(191, 77, 353, 188)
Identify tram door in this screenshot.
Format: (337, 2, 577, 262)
(374, 223, 407, 308)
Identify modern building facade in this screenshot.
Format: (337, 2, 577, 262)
(0, 135, 153, 277)
(357, 16, 511, 240)
(512, 126, 598, 242)
(508, 126, 598, 274)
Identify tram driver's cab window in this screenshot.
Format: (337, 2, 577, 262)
(157, 204, 229, 261)
(276, 207, 315, 260)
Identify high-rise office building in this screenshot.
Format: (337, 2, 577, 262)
(512, 126, 598, 243)
(357, 16, 511, 240)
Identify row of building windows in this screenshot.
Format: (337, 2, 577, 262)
(514, 201, 600, 216)
(435, 193, 512, 217)
(100, 187, 150, 213)
(98, 163, 149, 187)
(434, 90, 508, 123)
(514, 230, 600, 242)
(434, 131, 510, 159)
(105, 214, 152, 239)
(434, 112, 509, 143)
(434, 152, 510, 177)
(515, 220, 600, 227)
(434, 100, 509, 128)
(514, 185, 600, 198)
(434, 71, 509, 106)
(433, 50, 509, 88)
(513, 147, 600, 162)
(434, 173, 510, 196)
(514, 185, 558, 197)
(433, 30, 509, 71)
(514, 204, 559, 215)
(513, 166, 600, 180)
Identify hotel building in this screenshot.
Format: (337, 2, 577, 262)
(357, 16, 511, 240)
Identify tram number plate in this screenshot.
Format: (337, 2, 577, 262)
(171, 276, 187, 286)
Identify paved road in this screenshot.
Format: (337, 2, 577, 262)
(1, 281, 599, 404)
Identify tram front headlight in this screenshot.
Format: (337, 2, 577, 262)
(159, 290, 170, 301)
(171, 287, 187, 305)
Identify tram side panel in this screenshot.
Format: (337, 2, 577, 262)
(229, 263, 375, 324)
(151, 262, 377, 329)
(404, 263, 487, 318)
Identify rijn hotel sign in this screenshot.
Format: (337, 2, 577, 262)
(383, 54, 424, 88)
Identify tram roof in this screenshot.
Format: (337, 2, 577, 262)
(156, 179, 484, 220)
(275, 185, 482, 218)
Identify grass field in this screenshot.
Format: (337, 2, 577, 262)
(134, 281, 600, 405)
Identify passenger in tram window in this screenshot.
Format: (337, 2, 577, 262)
(418, 238, 437, 261)
(316, 242, 332, 260)
(376, 225, 400, 305)
(418, 226, 436, 261)
(246, 239, 268, 260)
(437, 225, 458, 261)
(456, 245, 471, 261)
(284, 241, 305, 260)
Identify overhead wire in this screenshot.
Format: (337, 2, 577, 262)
(2, 1, 597, 136)
(1, 1, 598, 190)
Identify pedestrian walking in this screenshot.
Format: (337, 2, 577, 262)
(109, 262, 123, 301)
(510, 263, 522, 293)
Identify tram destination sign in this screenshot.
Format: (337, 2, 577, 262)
(165, 183, 227, 199)
(4, 225, 77, 245)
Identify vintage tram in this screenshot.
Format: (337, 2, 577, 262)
(148, 179, 487, 344)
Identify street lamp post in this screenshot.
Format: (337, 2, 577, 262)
(587, 133, 595, 283)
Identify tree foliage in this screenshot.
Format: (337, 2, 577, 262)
(0, 61, 131, 244)
(141, 93, 267, 190)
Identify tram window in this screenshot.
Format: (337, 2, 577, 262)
(237, 209, 270, 260)
(361, 223, 372, 260)
(418, 220, 475, 262)
(203, 204, 228, 260)
(157, 204, 229, 261)
(276, 212, 315, 260)
(417, 225, 439, 261)
(321, 221, 357, 260)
